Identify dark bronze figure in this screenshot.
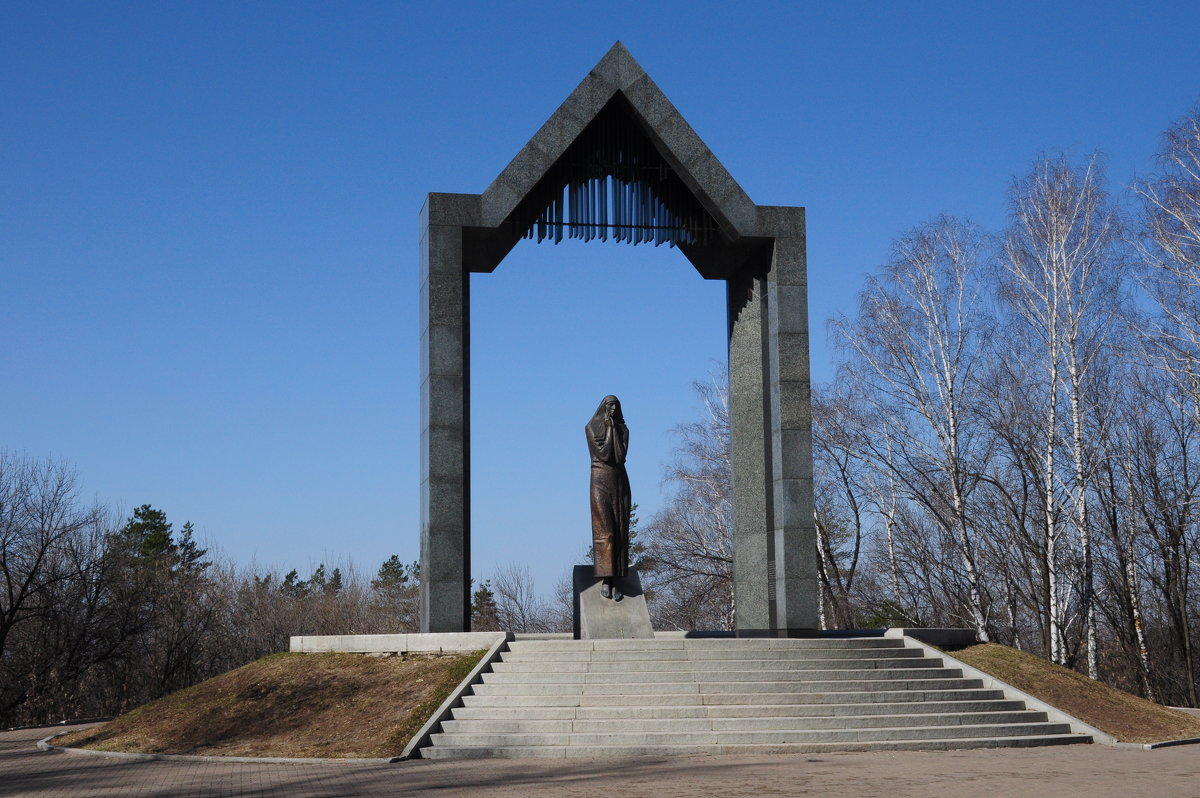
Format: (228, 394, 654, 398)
(587, 395, 631, 600)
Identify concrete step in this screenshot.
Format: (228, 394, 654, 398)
(451, 699, 1028, 721)
(470, 677, 984, 696)
(696, 688, 1001, 704)
(421, 733, 1091, 759)
(461, 693, 707, 707)
(491, 656, 939, 673)
(500, 647, 923, 663)
(461, 687, 1005, 707)
(430, 721, 1076, 748)
(424, 637, 1089, 759)
(706, 711, 1051, 731)
(506, 638, 903, 653)
(699, 699, 1028, 717)
(481, 665, 956, 684)
(441, 710, 1050, 735)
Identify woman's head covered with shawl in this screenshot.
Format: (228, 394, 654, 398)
(588, 395, 625, 437)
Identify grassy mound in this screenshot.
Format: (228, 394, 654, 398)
(952, 643, 1200, 744)
(56, 650, 484, 758)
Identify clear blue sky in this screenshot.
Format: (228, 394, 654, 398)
(4, 2, 1199, 596)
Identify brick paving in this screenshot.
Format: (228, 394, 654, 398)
(6, 723, 1200, 797)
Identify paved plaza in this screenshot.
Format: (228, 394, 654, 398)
(5, 724, 1200, 797)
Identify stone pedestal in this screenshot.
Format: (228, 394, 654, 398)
(572, 565, 654, 640)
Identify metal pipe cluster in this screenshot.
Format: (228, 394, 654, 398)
(516, 97, 720, 248)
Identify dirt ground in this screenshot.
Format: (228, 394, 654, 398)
(55, 651, 482, 758)
(7, 724, 1200, 798)
(951, 643, 1200, 743)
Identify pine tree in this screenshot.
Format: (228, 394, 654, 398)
(471, 580, 499, 630)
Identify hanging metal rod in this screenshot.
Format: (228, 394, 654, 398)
(511, 96, 721, 249)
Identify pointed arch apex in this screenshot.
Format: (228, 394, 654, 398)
(480, 44, 757, 240)
(592, 40, 646, 91)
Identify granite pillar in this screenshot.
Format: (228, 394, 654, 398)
(727, 270, 773, 633)
(762, 207, 818, 633)
(419, 193, 477, 633)
(726, 208, 816, 636)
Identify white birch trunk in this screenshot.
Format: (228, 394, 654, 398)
(1044, 319, 1063, 664)
(1127, 530, 1154, 701)
(1068, 363, 1097, 679)
(831, 216, 991, 641)
(1003, 154, 1117, 667)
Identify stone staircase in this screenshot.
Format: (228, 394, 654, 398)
(420, 637, 1092, 758)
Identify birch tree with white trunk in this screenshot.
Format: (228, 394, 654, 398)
(1000, 153, 1120, 674)
(1135, 105, 1200, 412)
(832, 215, 993, 641)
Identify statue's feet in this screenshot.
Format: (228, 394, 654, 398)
(600, 582, 612, 599)
(613, 587, 623, 601)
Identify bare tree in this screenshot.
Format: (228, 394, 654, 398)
(1135, 104, 1200, 413)
(492, 562, 553, 633)
(0, 455, 108, 720)
(1135, 112, 1200, 700)
(812, 381, 868, 628)
(832, 215, 993, 641)
(641, 376, 735, 631)
(1001, 153, 1122, 675)
(870, 431, 906, 616)
(1090, 374, 1158, 701)
(1121, 366, 1200, 705)
(0, 456, 98, 660)
(546, 572, 575, 634)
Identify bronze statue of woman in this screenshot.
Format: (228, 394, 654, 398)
(587, 395, 631, 600)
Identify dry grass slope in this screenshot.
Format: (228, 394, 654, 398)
(952, 643, 1200, 744)
(56, 650, 484, 759)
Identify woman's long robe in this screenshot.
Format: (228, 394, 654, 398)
(587, 408, 630, 579)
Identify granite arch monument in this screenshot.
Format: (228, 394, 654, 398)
(419, 43, 816, 636)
